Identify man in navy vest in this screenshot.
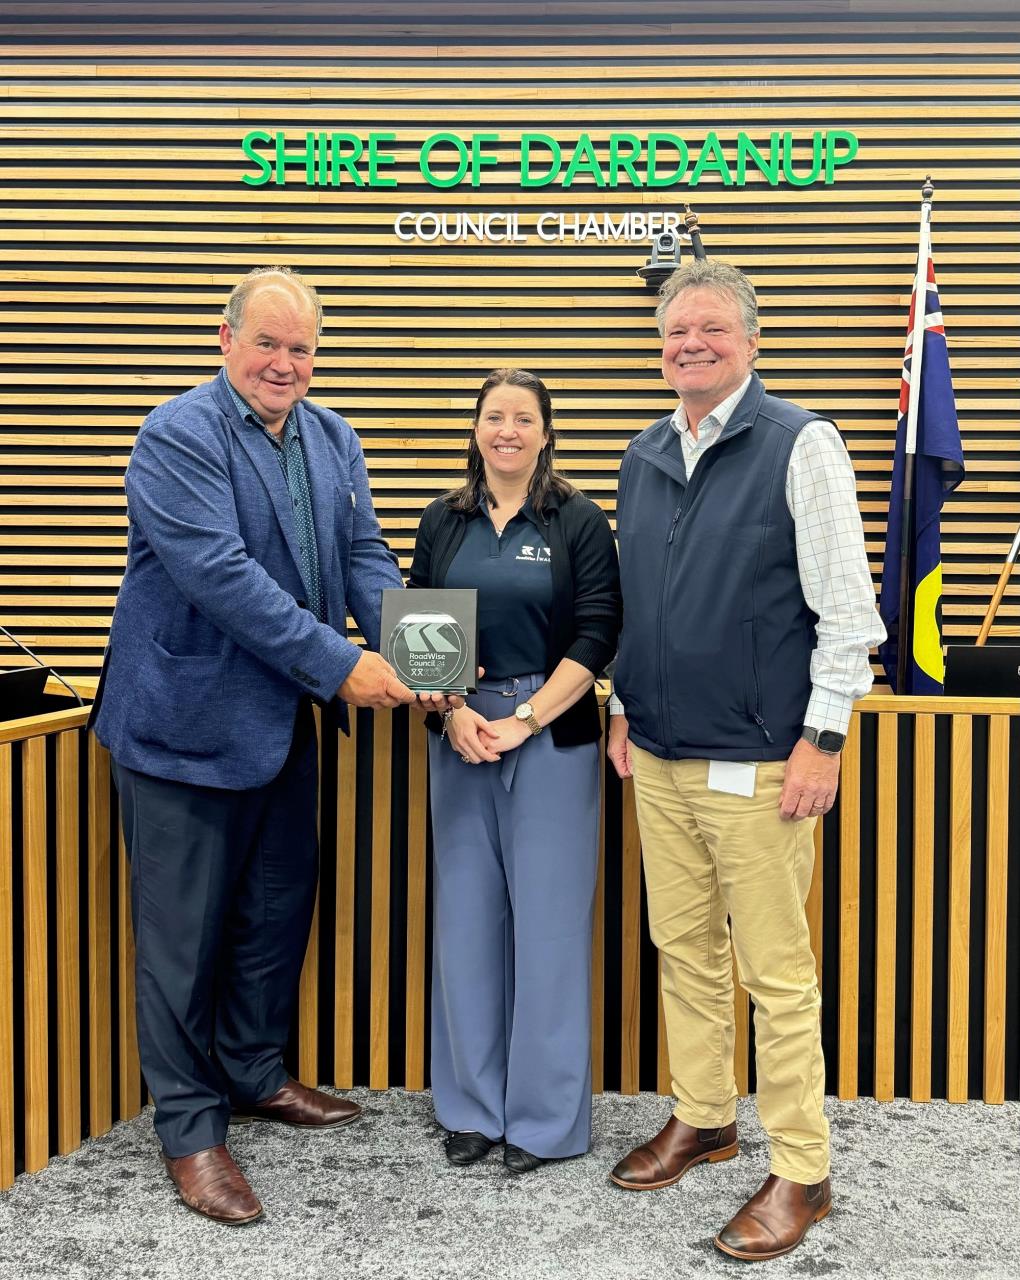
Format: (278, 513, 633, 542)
(607, 259, 884, 1261)
(90, 267, 426, 1224)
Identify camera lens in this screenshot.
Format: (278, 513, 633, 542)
(658, 233, 675, 250)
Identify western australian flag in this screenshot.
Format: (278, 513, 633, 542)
(878, 253, 964, 693)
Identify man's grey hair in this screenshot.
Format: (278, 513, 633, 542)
(222, 266, 323, 339)
(654, 259, 759, 340)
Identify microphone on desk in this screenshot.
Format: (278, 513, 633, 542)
(0, 624, 84, 707)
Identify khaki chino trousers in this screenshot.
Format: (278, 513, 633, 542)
(630, 746, 829, 1184)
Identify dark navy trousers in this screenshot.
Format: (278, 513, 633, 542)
(428, 674, 601, 1158)
(112, 705, 318, 1157)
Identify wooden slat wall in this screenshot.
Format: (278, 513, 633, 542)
(1, 1, 1018, 44)
(1, 695, 1016, 1188)
(1, 12, 1018, 675)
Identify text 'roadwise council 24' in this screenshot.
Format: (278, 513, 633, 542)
(239, 130, 859, 189)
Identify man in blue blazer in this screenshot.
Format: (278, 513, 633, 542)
(91, 267, 416, 1224)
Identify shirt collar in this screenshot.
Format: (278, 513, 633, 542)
(472, 494, 545, 531)
(224, 372, 298, 443)
(670, 375, 753, 440)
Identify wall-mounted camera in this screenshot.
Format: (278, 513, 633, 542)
(637, 207, 707, 287)
(637, 230, 690, 288)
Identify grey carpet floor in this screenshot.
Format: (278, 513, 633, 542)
(0, 1090, 1015, 1280)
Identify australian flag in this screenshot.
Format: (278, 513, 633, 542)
(878, 252, 964, 693)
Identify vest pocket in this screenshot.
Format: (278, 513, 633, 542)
(741, 619, 774, 745)
(741, 619, 758, 720)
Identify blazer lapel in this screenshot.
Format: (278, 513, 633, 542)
(295, 402, 337, 593)
(224, 395, 304, 578)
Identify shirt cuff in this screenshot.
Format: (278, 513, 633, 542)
(608, 693, 625, 716)
(804, 688, 854, 737)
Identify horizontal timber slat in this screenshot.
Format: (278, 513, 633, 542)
(0, 34, 1016, 752)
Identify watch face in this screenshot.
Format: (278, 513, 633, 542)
(817, 730, 845, 752)
(515, 702, 534, 721)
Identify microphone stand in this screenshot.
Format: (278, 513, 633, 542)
(0, 624, 84, 707)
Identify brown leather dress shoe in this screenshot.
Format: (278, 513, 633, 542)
(609, 1115, 737, 1190)
(162, 1144, 262, 1225)
(233, 1077, 361, 1128)
(714, 1173, 832, 1260)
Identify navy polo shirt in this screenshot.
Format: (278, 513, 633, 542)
(445, 501, 553, 678)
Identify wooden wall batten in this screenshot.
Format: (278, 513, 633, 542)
(1, 18, 1018, 677)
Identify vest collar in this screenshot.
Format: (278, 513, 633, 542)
(716, 372, 766, 442)
(632, 373, 766, 485)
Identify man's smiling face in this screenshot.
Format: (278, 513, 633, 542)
(660, 286, 759, 415)
(219, 282, 318, 434)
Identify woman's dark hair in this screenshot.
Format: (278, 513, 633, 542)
(445, 368, 576, 514)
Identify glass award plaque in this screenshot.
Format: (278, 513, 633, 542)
(380, 588, 478, 694)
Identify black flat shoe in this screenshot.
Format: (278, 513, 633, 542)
(444, 1131, 498, 1166)
(504, 1144, 545, 1174)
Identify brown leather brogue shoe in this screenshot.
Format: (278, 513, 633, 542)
(162, 1144, 262, 1226)
(233, 1077, 361, 1128)
(714, 1173, 832, 1260)
(609, 1115, 737, 1190)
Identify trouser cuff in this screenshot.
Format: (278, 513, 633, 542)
(156, 1112, 229, 1160)
(672, 1101, 737, 1130)
(769, 1156, 831, 1185)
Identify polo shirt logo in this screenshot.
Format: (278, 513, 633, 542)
(516, 545, 551, 563)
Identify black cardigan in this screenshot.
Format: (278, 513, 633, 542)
(409, 489, 622, 746)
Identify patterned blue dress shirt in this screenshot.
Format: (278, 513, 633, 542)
(225, 379, 325, 622)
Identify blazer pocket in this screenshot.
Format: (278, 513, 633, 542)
(129, 641, 223, 756)
(153, 602, 225, 659)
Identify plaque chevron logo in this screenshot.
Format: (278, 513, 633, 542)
(401, 621, 459, 655)
(387, 610, 468, 689)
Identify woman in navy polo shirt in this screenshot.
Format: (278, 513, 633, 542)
(410, 368, 621, 1173)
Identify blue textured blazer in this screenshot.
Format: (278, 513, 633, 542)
(90, 370, 403, 789)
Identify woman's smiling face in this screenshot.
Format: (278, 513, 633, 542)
(474, 384, 549, 487)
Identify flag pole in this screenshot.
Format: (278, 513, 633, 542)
(975, 521, 1020, 646)
(684, 205, 707, 260)
(895, 176, 935, 692)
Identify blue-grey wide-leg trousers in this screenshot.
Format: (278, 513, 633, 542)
(428, 673, 600, 1158)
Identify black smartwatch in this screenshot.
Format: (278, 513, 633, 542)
(801, 726, 845, 755)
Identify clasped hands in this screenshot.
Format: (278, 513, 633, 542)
(444, 705, 531, 764)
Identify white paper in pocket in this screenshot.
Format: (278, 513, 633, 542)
(707, 760, 757, 798)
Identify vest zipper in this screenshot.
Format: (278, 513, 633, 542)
(753, 713, 775, 745)
(745, 620, 775, 746)
(657, 503, 683, 743)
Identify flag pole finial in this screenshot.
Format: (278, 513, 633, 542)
(922, 175, 934, 201)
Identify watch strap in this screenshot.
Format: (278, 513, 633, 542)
(802, 725, 845, 754)
(516, 702, 543, 736)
